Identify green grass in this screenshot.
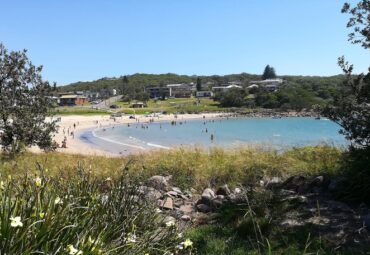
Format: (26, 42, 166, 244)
(51, 107, 109, 115)
(0, 146, 343, 190)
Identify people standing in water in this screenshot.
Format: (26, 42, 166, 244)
(210, 134, 214, 142)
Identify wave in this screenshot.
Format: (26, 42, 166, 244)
(91, 129, 146, 150)
(146, 143, 170, 149)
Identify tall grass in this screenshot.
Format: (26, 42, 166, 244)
(0, 165, 193, 254)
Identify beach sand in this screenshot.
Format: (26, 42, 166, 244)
(29, 113, 223, 157)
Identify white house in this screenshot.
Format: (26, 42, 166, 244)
(212, 85, 243, 93)
(249, 78, 284, 92)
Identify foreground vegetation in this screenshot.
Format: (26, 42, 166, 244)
(3, 146, 364, 254)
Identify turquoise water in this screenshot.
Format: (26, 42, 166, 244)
(79, 117, 347, 154)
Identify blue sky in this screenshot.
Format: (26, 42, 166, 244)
(1, 0, 368, 85)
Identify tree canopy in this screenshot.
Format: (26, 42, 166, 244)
(262, 65, 277, 80)
(0, 43, 56, 154)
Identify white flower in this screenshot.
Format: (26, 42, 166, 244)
(105, 177, 112, 181)
(35, 177, 42, 187)
(0, 181, 4, 190)
(66, 244, 83, 255)
(124, 233, 137, 243)
(10, 216, 23, 228)
(177, 233, 183, 238)
(54, 197, 63, 205)
(165, 220, 175, 227)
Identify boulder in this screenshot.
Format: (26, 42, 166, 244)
(197, 204, 211, 213)
(172, 187, 182, 194)
(178, 204, 193, 215)
(281, 175, 306, 192)
(200, 188, 215, 206)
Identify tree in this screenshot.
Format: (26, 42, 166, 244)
(322, 1, 370, 149)
(262, 65, 277, 80)
(219, 88, 246, 107)
(0, 43, 56, 154)
(342, 0, 370, 49)
(196, 77, 202, 91)
(121, 75, 129, 95)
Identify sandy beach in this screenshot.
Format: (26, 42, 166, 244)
(29, 113, 223, 157)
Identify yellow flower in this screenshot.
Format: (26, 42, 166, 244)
(34, 177, 42, 187)
(10, 216, 23, 228)
(39, 212, 45, 219)
(182, 239, 193, 249)
(66, 244, 83, 255)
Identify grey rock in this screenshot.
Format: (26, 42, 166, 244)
(179, 204, 193, 214)
(202, 188, 215, 199)
(234, 187, 242, 194)
(145, 190, 162, 201)
(172, 187, 182, 194)
(166, 191, 179, 197)
(180, 215, 191, 221)
(212, 198, 224, 209)
(280, 219, 303, 227)
(197, 204, 211, 213)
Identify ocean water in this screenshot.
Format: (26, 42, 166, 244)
(79, 117, 347, 154)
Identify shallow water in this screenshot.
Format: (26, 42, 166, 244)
(79, 117, 347, 155)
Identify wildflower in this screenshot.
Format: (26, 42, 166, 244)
(182, 239, 193, 249)
(124, 233, 137, 243)
(66, 244, 83, 255)
(165, 220, 175, 227)
(35, 177, 42, 187)
(10, 216, 23, 228)
(54, 197, 63, 205)
(105, 177, 112, 181)
(176, 243, 184, 250)
(39, 212, 45, 219)
(177, 233, 183, 238)
(155, 208, 162, 213)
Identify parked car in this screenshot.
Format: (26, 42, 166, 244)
(110, 104, 119, 109)
(129, 115, 135, 119)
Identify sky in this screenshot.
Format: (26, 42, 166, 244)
(0, 0, 369, 85)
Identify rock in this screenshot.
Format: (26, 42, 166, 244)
(166, 191, 179, 197)
(280, 219, 303, 227)
(197, 204, 211, 213)
(161, 197, 174, 210)
(180, 215, 191, 221)
(202, 188, 215, 199)
(200, 188, 215, 206)
(146, 190, 162, 201)
(282, 195, 308, 204)
(212, 197, 224, 209)
(163, 216, 176, 225)
(234, 187, 242, 194)
(265, 177, 283, 189)
(146, 175, 172, 191)
(216, 185, 231, 196)
(179, 205, 193, 215)
(279, 189, 296, 196)
(281, 175, 306, 192)
(306, 216, 330, 226)
(172, 187, 182, 194)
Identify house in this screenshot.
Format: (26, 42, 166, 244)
(147, 87, 170, 99)
(131, 102, 146, 108)
(212, 85, 243, 93)
(167, 83, 194, 98)
(196, 91, 213, 97)
(59, 95, 87, 106)
(249, 78, 284, 92)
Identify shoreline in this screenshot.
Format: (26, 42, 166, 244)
(29, 113, 226, 157)
(29, 112, 326, 157)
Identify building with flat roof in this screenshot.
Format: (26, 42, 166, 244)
(167, 83, 194, 98)
(59, 95, 87, 106)
(212, 85, 243, 93)
(249, 78, 285, 92)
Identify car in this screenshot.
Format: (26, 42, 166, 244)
(110, 104, 119, 109)
(129, 115, 135, 119)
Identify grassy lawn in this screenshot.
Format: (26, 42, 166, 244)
(51, 106, 109, 115)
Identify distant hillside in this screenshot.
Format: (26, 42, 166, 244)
(58, 72, 345, 92)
